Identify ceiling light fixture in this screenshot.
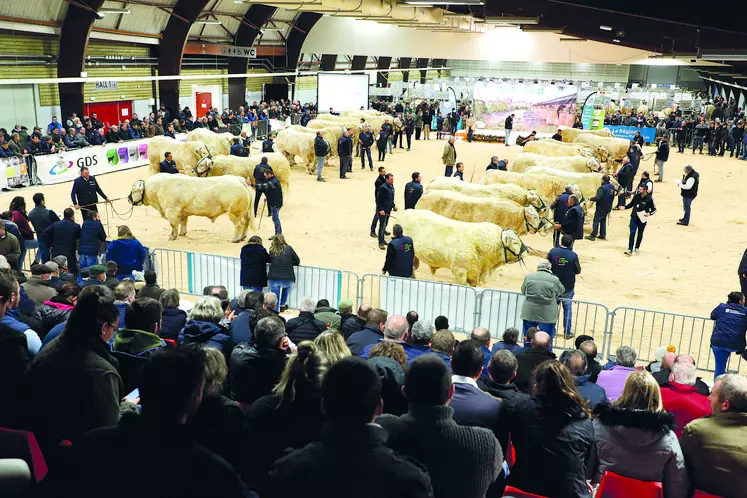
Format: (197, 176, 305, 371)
(478, 16, 539, 24)
(403, 0, 485, 5)
(99, 8, 131, 14)
(599, 25, 612, 31)
(612, 39, 620, 43)
(196, 20, 222, 25)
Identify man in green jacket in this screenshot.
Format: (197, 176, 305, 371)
(442, 137, 457, 177)
(520, 260, 565, 347)
(314, 299, 341, 329)
(680, 373, 747, 497)
(0, 224, 21, 262)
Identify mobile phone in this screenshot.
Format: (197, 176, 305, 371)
(125, 388, 139, 400)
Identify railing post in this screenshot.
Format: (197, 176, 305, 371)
(603, 310, 616, 361)
(473, 290, 483, 330)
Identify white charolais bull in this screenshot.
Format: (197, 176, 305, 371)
(275, 128, 318, 174)
(523, 140, 609, 164)
(183, 152, 290, 194)
(427, 177, 548, 216)
(147, 137, 213, 176)
(187, 128, 236, 156)
(417, 190, 548, 235)
(396, 209, 527, 287)
(511, 152, 602, 173)
(481, 170, 578, 201)
(288, 125, 342, 158)
(558, 126, 614, 143)
(523, 166, 621, 202)
(573, 134, 632, 163)
(128, 174, 254, 242)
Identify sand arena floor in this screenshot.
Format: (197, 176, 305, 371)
(10, 136, 745, 323)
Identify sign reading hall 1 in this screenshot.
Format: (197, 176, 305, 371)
(220, 46, 256, 58)
(94, 80, 118, 91)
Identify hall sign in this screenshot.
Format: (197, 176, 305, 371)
(94, 80, 119, 91)
(220, 46, 257, 58)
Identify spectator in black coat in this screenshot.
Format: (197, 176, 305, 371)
(553, 195, 584, 249)
(268, 356, 433, 498)
(229, 315, 288, 408)
(576, 335, 603, 383)
(502, 360, 594, 497)
(78, 210, 106, 271)
(375, 173, 395, 249)
(52, 347, 247, 498)
(239, 235, 270, 292)
(514, 331, 556, 392)
(560, 349, 608, 409)
(0, 270, 30, 426)
(267, 235, 299, 312)
(378, 354, 503, 498)
(229, 291, 265, 345)
(340, 303, 370, 339)
(42, 208, 81, 274)
(478, 349, 528, 403)
(286, 296, 328, 344)
(156, 290, 186, 343)
(246, 341, 326, 494)
(346, 308, 388, 355)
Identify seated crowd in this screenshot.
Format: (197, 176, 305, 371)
(0, 277, 745, 498)
(0, 99, 317, 158)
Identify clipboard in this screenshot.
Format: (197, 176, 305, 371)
(636, 210, 648, 223)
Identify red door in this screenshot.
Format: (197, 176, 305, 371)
(196, 92, 212, 118)
(84, 101, 133, 128)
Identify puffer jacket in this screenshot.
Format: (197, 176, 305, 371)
(79, 218, 107, 257)
(286, 311, 327, 344)
(36, 300, 74, 338)
(267, 246, 300, 282)
(160, 307, 187, 342)
(178, 320, 234, 359)
(106, 238, 147, 279)
(229, 343, 287, 405)
(588, 403, 688, 498)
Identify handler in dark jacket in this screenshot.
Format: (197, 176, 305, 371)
(359, 126, 374, 171)
(313, 132, 328, 182)
(586, 175, 616, 241)
(383, 224, 416, 278)
(286, 297, 327, 344)
(230, 315, 288, 406)
(71, 166, 109, 219)
(710, 291, 747, 379)
(615, 157, 635, 208)
(404, 172, 423, 209)
(553, 195, 584, 249)
(252, 157, 272, 216)
(487, 156, 508, 171)
(43, 208, 81, 274)
(338, 129, 353, 179)
(370, 167, 388, 240)
(550, 186, 571, 248)
(375, 173, 396, 250)
(251, 168, 283, 235)
(159, 152, 180, 174)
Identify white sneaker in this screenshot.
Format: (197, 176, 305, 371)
(624, 250, 632, 256)
(634, 248, 640, 253)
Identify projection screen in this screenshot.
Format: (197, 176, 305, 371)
(317, 73, 370, 111)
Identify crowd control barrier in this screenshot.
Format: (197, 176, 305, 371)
(151, 248, 359, 311)
(30, 245, 732, 374)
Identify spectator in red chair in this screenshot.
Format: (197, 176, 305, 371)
(502, 360, 594, 497)
(587, 371, 688, 498)
(680, 373, 747, 498)
(660, 357, 712, 437)
(55, 347, 247, 498)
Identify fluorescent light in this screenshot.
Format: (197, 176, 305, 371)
(612, 39, 620, 43)
(99, 8, 131, 14)
(403, 1, 485, 5)
(233, 0, 248, 3)
(480, 17, 539, 24)
(196, 20, 222, 25)
(599, 25, 612, 31)
(699, 49, 747, 61)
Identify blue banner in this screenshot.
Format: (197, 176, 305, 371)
(603, 126, 656, 144)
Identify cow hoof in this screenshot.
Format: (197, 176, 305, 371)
(169, 235, 178, 241)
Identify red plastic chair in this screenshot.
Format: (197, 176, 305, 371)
(0, 427, 48, 482)
(693, 491, 723, 498)
(596, 471, 663, 498)
(502, 486, 548, 498)
(163, 338, 177, 347)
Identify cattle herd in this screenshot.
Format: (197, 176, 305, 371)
(126, 117, 632, 288)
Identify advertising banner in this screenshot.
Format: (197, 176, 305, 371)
(473, 81, 578, 133)
(34, 138, 152, 185)
(581, 92, 598, 130)
(603, 125, 656, 143)
(0, 156, 29, 188)
(590, 108, 605, 130)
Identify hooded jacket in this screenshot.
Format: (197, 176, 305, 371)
(37, 300, 74, 337)
(160, 307, 187, 342)
(106, 238, 147, 279)
(313, 306, 341, 329)
(588, 402, 688, 498)
(79, 218, 107, 257)
(178, 320, 233, 358)
(368, 356, 407, 415)
(229, 343, 287, 405)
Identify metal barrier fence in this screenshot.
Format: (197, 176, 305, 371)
(151, 248, 359, 310)
(360, 274, 478, 332)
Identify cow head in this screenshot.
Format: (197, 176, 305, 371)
(586, 157, 603, 173)
(523, 206, 543, 233)
(525, 189, 548, 217)
(501, 228, 528, 264)
(128, 179, 146, 206)
(193, 155, 213, 176)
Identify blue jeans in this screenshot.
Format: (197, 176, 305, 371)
(387, 137, 393, 153)
(268, 279, 291, 311)
(682, 197, 693, 224)
(742, 142, 747, 159)
(377, 213, 389, 244)
(79, 254, 98, 271)
(522, 320, 557, 349)
(693, 137, 704, 153)
(712, 346, 735, 380)
(558, 290, 575, 336)
(360, 148, 373, 170)
(270, 206, 282, 235)
(629, 217, 646, 251)
(36, 239, 50, 263)
(316, 156, 325, 179)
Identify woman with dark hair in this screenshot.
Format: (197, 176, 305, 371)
(503, 360, 594, 497)
(267, 234, 299, 312)
(240, 235, 270, 292)
(105, 225, 147, 280)
(21, 286, 136, 453)
(36, 282, 81, 337)
(588, 371, 687, 498)
(9, 196, 37, 265)
(159, 289, 187, 342)
(245, 342, 326, 494)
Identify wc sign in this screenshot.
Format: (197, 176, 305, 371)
(220, 46, 256, 58)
